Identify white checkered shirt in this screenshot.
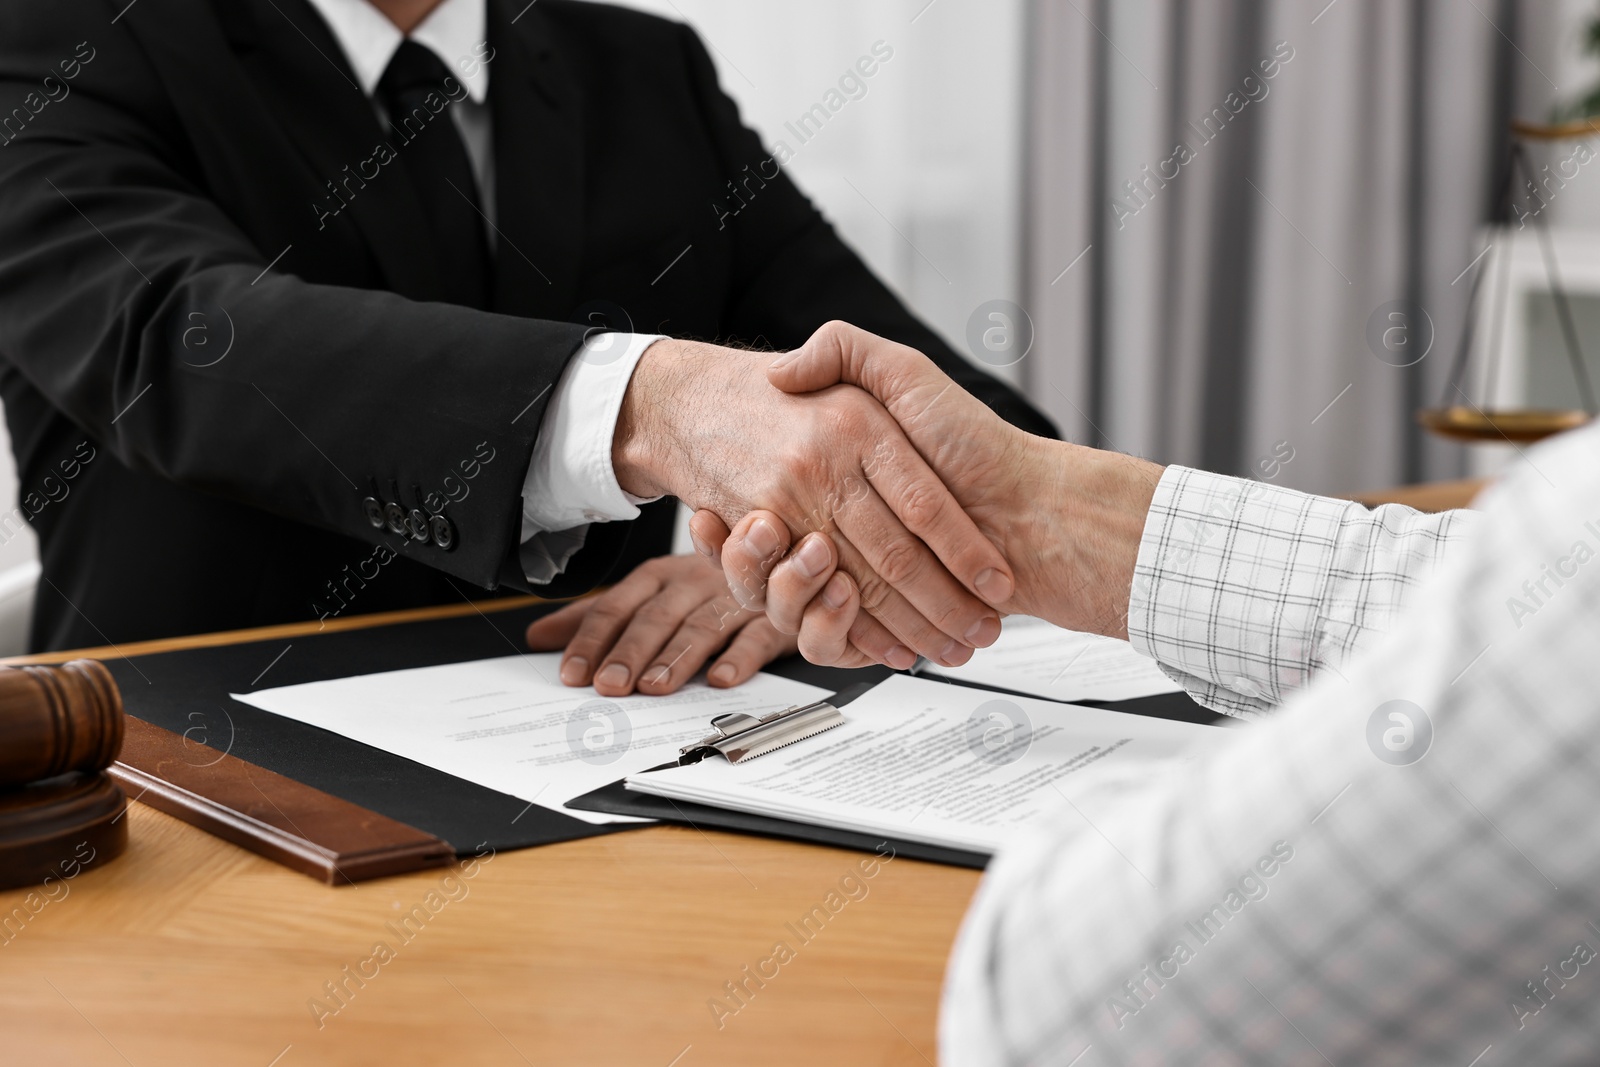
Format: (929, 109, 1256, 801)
(942, 425, 1600, 1066)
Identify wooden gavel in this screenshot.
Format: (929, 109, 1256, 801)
(0, 660, 124, 787)
(0, 659, 128, 892)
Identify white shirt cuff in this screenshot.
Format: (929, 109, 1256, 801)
(517, 332, 665, 581)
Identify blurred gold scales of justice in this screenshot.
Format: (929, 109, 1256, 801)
(1417, 118, 1600, 444)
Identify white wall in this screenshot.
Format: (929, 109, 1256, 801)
(0, 412, 36, 574)
(608, 0, 1029, 384)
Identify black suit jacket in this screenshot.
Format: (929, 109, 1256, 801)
(0, 0, 1055, 652)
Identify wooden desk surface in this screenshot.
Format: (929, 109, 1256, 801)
(1, 599, 977, 1067)
(1349, 477, 1485, 513)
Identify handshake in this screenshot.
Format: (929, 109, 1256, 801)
(528, 321, 1166, 693)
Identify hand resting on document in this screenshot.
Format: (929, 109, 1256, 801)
(525, 553, 797, 697)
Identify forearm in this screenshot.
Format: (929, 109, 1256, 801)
(989, 438, 1163, 639)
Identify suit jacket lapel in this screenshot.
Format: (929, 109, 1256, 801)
(485, 0, 585, 320)
(215, 0, 449, 302)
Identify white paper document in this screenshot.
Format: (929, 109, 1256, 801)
(921, 615, 1182, 702)
(625, 674, 1222, 854)
(231, 654, 828, 825)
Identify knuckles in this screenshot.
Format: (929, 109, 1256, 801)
(811, 319, 856, 352)
(852, 567, 893, 615)
(632, 602, 683, 630)
(872, 536, 927, 589)
(892, 479, 948, 535)
(584, 604, 630, 630)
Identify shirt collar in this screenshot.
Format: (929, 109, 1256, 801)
(302, 0, 490, 104)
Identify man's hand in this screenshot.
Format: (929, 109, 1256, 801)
(524, 554, 798, 696)
(612, 323, 1009, 669)
(692, 324, 1167, 663)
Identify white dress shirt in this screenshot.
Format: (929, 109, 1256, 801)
(943, 429, 1600, 1065)
(304, 0, 660, 583)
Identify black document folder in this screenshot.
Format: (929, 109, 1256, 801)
(106, 599, 1213, 864)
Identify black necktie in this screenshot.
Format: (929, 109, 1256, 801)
(375, 39, 492, 309)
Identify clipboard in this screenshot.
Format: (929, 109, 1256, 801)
(565, 677, 1219, 869)
(564, 680, 989, 868)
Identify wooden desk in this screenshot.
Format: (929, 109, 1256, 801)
(1, 601, 977, 1066)
(1349, 477, 1486, 512)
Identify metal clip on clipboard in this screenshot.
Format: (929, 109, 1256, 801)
(678, 699, 845, 765)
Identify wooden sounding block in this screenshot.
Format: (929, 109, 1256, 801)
(0, 660, 128, 890)
(108, 716, 455, 885)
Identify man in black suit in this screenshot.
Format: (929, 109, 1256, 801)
(0, 0, 1052, 680)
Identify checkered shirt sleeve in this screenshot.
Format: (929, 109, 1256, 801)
(1127, 467, 1481, 717)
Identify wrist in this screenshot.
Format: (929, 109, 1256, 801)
(613, 338, 696, 500)
(1000, 438, 1162, 639)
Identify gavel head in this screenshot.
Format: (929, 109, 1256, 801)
(0, 660, 125, 789)
(0, 659, 128, 893)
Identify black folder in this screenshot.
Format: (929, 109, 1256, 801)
(105, 599, 1215, 866)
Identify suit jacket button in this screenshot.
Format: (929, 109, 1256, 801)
(384, 502, 408, 536)
(407, 508, 430, 542)
(362, 496, 386, 529)
(429, 514, 457, 551)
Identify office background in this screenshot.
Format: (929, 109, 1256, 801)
(2, 0, 1598, 629)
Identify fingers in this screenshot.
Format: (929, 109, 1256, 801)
(857, 432, 1015, 607)
(769, 319, 938, 426)
(721, 508, 988, 667)
(630, 589, 757, 694)
(830, 469, 1003, 651)
(705, 616, 799, 688)
(547, 566, 665, 687)
(764, 531, 838, 635)
(793, 571, 872, 668)
(590, 575, 735, 696)
(825, 528, 964, 668)
(845, 609, 916, 668)
(754, 530, 897, 669)
(524, 598, 593, 651)
(688, 509, 732, 566)
(721, 512, 791, 611)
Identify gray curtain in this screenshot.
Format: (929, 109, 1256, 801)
(1024, 0, 1511, 494)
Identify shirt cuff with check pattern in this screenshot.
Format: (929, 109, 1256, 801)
(1126, 466, 1480, 718)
